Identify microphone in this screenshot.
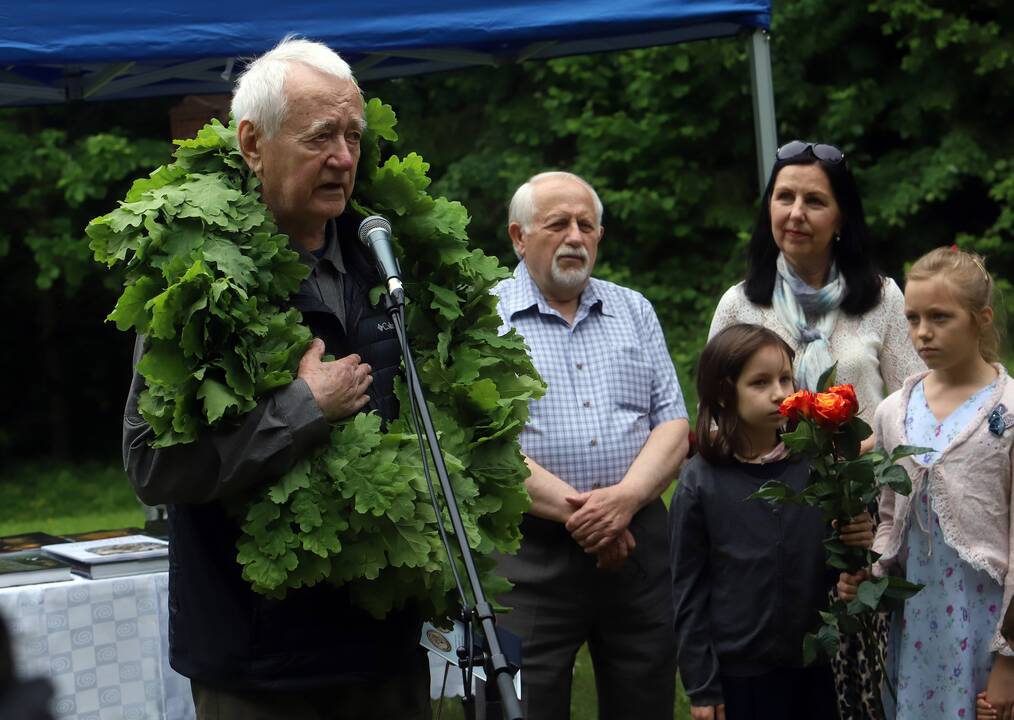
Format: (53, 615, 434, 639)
(357, 215, 404, 303)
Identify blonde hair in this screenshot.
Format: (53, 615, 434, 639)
(906, 246, 1001, 362)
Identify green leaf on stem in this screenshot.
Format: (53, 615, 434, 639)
(781, 421, 815, 452)
(836, 415, 873, 459)
(890, 444, 934, 463)
(746, 481, 801, 503)
(837, 612, 862, 635)
(816, 363, 838, 392)
(852, 416, 874, 441)
(840, 460, 874, 486)
(835, 423, 862, 460)
(802, 633, 821, 666)
(856, 576, 890, 610)
(828, 554, 852, 570)
(823, 537, 849, 555)
(820, 624, 840, 655)
(825, 600, 863, 634)
(864, 448, 888, 464)
(883, 575, 924, 601)
(846, 598, 867, 615)
(879, 464, 914, 493)
(818, 610, 839, 627)
(802, 623, 840, 665)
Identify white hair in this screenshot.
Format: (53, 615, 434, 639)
(508, 171, 604, 234)
(231, 35, 358, 138)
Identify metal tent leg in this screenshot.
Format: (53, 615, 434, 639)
(748, 28, 777, 195)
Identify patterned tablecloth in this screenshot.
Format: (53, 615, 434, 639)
(0, 572, 194, 720)
(2, 572, 500, 718)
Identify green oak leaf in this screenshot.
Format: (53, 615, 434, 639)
(428, 282, 464, 321)
(107, 275, 161, 331)
(269, 459, 313, 504)
(196, 377, 242, 424)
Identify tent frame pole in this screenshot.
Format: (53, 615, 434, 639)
(748, 28, 777, 196)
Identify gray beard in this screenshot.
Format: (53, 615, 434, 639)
(550, 262, 591, 290)
(550, 247, 591, 290)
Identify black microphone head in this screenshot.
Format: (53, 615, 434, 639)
(358, 215, 391, 245)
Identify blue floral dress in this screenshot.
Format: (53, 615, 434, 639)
(884, 379, 1004, 719)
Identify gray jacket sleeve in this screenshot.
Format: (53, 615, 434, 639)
(122, 335, 331, 505)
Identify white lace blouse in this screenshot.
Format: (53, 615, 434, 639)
(708, 277, 924, 423)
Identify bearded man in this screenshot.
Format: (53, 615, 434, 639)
(490, 171, 690, 719)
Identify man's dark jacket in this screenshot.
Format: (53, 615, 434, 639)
(122, 213, 419, 691)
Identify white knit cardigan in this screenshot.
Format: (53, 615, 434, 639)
(709, 277, 923, 423)
(872, 365, 1014, 653)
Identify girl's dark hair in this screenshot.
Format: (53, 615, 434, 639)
(696, 324, 795, 463)
(744, 149, 882, 315)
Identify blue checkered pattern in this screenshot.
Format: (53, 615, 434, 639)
(494, 262, 687, 492)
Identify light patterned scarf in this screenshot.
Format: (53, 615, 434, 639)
(772, 253, 846, 390)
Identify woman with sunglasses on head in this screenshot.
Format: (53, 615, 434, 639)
(708, 141, 924, 720)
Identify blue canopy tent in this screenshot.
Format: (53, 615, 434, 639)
(0, 0, 777, 187)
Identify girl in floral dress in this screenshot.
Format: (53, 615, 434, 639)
(839, 247, 1014, 719)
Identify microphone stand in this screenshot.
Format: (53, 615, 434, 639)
(384, 292, 523, 720)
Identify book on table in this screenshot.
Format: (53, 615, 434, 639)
(0, 532, 70, 554)
(0, 551, 74, 588)
(60, 527, 144, 543)
(41, 534, 169, 580)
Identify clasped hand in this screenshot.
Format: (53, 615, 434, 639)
(298, 338, 373, 421)
(564, 484, 638, 571)
(593, 529, 636, 571)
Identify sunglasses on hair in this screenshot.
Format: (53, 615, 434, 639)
(776, 140, 845, 164)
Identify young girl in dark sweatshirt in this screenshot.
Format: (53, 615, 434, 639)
(670, 324, 867, 720)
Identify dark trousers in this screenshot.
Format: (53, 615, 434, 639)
(721, 665, 838, 720)
(190, 650, 432, 720)
(484, 501, 676, 720)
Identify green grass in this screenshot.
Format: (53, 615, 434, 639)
(568, 646, 691, 718)
(431, 645, 691, 719)
(0, 460, 145, 536)
(1, 459, 691, 717)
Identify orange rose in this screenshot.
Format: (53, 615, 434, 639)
(780, 390, 815, 421)
(812, 391, 855, 427)
(827, 384, 859, 417)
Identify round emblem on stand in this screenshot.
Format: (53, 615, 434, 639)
(426, 629, 452, 653)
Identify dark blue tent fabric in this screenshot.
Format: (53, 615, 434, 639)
(0, 1, 769, 104)
(3, 1, 770, 63)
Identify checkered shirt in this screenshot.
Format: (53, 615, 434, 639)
(493, 261, 687, 492)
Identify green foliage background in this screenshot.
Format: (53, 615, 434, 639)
(2, 0, 1012, 462)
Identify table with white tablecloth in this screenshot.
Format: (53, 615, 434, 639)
(0, 572, 193, 720)
(1, 571, 498, 719)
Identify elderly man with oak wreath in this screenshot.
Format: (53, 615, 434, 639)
(122, 37, 430, 720)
